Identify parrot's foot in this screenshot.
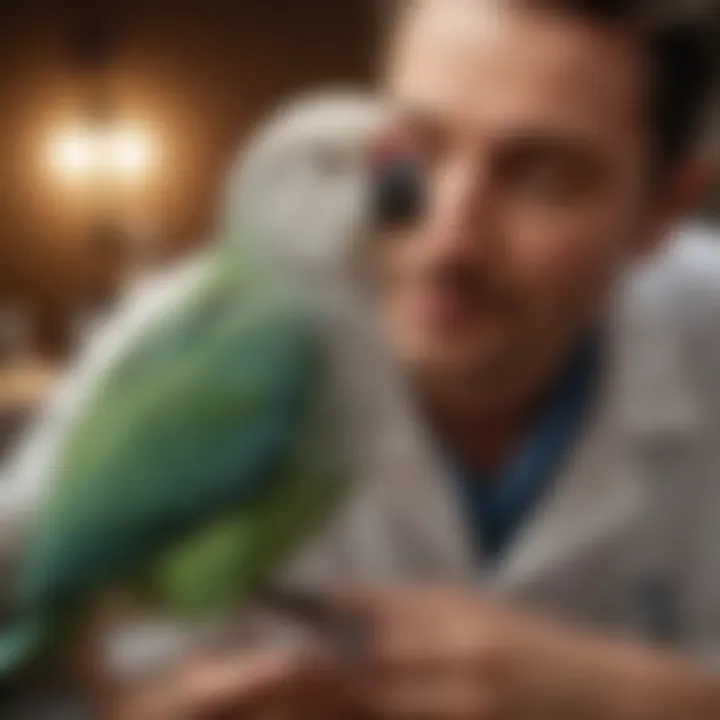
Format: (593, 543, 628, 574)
(256, 585, 369, 667)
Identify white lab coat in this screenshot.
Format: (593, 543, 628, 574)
(276, 222, 720, 664)
(1, 226, 720, 714)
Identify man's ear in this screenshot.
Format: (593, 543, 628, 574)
(666, 152, 716, 220)
(639, 153, 716, 256)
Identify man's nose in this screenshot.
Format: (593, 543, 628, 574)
(423, 155, 497, 260)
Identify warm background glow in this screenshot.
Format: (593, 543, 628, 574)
(49, 125, 156, 183)
(50, 128, 95, 180)
(0, 0, 373, 356)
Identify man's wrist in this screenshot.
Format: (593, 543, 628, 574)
(536, 621, 720, 719)
(595, 638, 720, 719)
(483, 607, 720, 720)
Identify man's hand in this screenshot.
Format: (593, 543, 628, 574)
(332, 586, 720, 720)
(108, 586, 720, 719)
(106, 646, 365, 720)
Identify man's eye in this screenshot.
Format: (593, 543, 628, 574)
(373, 156, 425, 228)
(511, 163, 582, 202)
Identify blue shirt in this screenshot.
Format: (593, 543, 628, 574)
(449, 336, 601, 562)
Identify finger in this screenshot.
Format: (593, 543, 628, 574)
(371, 626, 486, 669)
(118, 647, 315, 718)
(321, 587, 485, 670)
(182, 647, 309, 705)
(108, 648, 308, 719)
(365, 675, 497, 720)
(234, 653, 366, 720)
(326, 585, 427, 619)
(346, 612, 483, 675)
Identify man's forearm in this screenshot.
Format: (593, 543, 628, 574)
(511, 615, 720, 720)
(590, 637, 720, 719)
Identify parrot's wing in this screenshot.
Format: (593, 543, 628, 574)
(0, 253, 213, 598)
(14, 258, 322, 615)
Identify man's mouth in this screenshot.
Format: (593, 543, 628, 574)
(404, 282, 507, 334)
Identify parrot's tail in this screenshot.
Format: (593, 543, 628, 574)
(0, 616, 48, 678)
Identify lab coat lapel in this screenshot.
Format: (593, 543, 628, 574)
(493, 280, 705, 615)
(491, 397, 650, 613)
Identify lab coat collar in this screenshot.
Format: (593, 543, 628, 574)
(492, 270, 705, 594)
(331, 266, 708, 591)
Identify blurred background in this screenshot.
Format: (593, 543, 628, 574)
(0, 0, 376, 452)
(0, 0, 716, 453)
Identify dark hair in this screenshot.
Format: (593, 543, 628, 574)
(383, 0, 718, 175)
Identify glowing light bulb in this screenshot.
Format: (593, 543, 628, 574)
(49, 129, 98, 180)
(48, 125, 157, 184)
(105, 129, 155, 180)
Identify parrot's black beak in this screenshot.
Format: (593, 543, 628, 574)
(372, 155, 425, 231)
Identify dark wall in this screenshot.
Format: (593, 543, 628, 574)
(0, 0, 375, 354)
(0, 1, 715, 355)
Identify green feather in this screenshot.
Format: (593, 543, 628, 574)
(149, 386, 347, 617)
(0, 238, 336, 676)
(0, 617, 48, 677)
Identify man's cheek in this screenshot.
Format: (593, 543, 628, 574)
(533, 257, 615, 338)
(522, 220, 621, 284)
(513, 246, 616, 340)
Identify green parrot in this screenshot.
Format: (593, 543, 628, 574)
(0, 90, 424, 683)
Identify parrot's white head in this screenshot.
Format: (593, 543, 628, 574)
(222, 89, 423, 285)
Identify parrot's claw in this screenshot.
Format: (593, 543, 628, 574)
(256, 585, 369, 667)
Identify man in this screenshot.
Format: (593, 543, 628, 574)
(6, 0, 720, 717)
(103, 0, 720, 716)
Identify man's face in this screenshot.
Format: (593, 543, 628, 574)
(374, 0, 659, 401)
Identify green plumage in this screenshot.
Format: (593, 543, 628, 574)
(0, 235, 348, 678)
